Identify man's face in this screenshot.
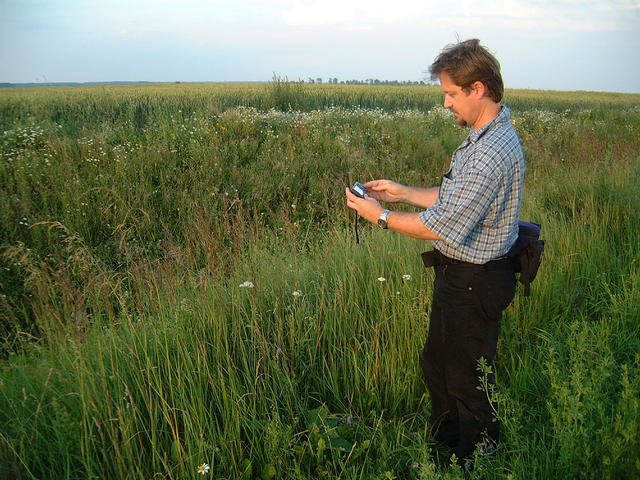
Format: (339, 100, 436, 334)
(440, 71, 478, 128)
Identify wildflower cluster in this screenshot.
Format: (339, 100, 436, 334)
(2, 125, 46, 152)
(214, 104, 453, 133)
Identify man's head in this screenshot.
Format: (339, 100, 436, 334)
(429, 39, 503, 103)
(429, 39, 503, 129)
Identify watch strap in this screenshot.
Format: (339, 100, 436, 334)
(378, 209, 390, 229)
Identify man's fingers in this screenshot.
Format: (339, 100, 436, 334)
(364, 179, 386, 189)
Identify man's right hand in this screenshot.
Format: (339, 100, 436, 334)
(365, 179, 440, 209)
(363, 179, 406, 203)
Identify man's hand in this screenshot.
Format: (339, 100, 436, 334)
(363, 179, 407, 203)
(366, 179, 440, 209)
(345, 187, 442, 240)
(345, 187, 384, 224)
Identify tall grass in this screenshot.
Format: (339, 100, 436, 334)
(1, 83, 639, 479)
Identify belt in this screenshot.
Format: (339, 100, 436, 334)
(421, 249, 515, 270)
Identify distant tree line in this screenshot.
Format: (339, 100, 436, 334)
(304, 77, 430, 86)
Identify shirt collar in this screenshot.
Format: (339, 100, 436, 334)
(468, 105, 510, 144)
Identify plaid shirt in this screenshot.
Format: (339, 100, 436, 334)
(420, 106, 524, 264)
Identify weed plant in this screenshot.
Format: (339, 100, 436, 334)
(1, 83, 639, 479)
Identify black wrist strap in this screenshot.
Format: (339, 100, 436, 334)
(348, 171, 360, 244)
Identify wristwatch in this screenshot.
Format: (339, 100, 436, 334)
(377, 209, 390, 229)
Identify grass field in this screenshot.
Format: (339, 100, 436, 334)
(1, 82, 639, 479)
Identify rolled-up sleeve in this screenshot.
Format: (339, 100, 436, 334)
(420, 168, 499, 248)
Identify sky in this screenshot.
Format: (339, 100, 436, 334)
(1, 0, 639, 93)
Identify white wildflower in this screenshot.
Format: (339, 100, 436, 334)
(197, 463, 210, 475)
(377, 277, 386, 282)
(239, 281, 254, 288)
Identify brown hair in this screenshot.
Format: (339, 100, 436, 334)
(429, 39, 503, 103)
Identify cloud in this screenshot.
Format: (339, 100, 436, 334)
(281, 0, 442, 26)
(280, 0, 632, 32)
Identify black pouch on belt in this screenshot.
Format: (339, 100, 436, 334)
(509, 221, 545, 296)
(420, 220, 544, 296)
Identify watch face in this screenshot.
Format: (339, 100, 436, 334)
(378, 210, 389, 228)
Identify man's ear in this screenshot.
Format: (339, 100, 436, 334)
(472, 81, 486, 98)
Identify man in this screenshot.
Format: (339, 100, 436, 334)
(345, 39, 524, 467)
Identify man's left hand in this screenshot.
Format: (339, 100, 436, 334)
(345, 187, 384, 224)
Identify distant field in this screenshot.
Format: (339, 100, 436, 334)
(1, 83, 639, 479)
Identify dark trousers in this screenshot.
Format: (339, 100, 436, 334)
(420, 258, 516, 460)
